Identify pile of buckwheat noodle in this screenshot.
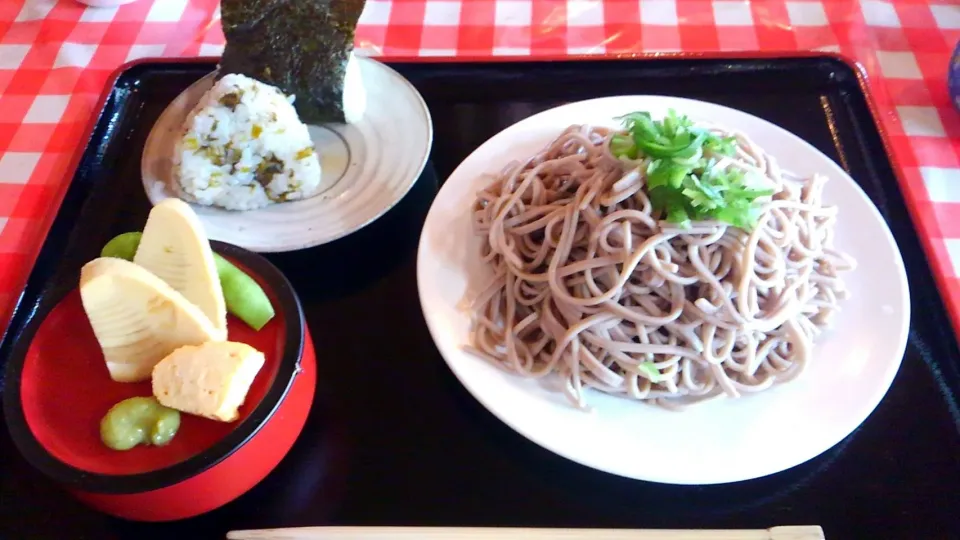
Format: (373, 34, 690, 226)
(466, 123, 856, 411)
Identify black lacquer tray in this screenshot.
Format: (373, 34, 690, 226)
(1, 53, 958, 539)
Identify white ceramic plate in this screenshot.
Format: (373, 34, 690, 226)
(416, 96, 910, 485)
(142, 56, 432, 253)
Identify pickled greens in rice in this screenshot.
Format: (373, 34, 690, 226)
(172, 73, 322, 211)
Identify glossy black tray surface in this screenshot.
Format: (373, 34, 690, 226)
(1, 55, 958, 539)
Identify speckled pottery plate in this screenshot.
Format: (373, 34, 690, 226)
(142, 56, 432, 253)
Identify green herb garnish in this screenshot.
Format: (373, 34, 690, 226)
(637, 362, 662, 383)
(609, 109, 774, 230)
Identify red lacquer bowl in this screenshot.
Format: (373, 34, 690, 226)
(2, 240, 316, 522)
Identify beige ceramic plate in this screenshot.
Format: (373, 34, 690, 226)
(142, 56, 433, 253)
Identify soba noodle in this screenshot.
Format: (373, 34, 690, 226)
(466, 123, 856, 410)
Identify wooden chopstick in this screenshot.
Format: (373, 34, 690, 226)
(226, 526, 824, 540)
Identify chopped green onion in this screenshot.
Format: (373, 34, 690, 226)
(609, 109, 773, 230)
(609, 133, 636, 158)
(637, 362, 662, 382)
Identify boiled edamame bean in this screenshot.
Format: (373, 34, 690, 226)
(100, 396, 180, 451)
(100, 231, 142, 260)
(100, 232, 276, 330)
(213, 254, 276, 331)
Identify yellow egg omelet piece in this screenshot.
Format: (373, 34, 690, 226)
(152, 341, 265, 422)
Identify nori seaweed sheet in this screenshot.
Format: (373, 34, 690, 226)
(218, 0, 366, 125)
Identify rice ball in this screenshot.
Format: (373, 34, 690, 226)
(172, 73, 322, 211)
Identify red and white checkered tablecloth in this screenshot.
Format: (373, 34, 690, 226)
(0, 0, 958, 335)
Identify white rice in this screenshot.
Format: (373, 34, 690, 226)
(172, 73, 322, 211)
